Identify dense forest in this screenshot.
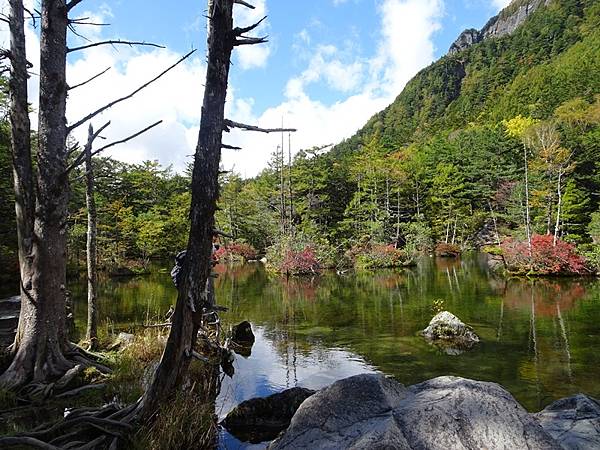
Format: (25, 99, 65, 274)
(214, 0, 600, 274)
(1, 0, 599, 281)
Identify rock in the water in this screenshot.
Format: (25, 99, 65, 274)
(535, 394, 600, 449)
(223, 387, 315, 444)
(270, 374, 560, 450)
(421, 311, 480, 354)
(231, 320, 255, 344)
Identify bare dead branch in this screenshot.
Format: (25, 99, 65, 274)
(67, 121, 111, 172)
(68, 49, 195, 132)
(234, 0, 256, 9)
(68, 67, 110, 91)
(224, 119, 297, 134)
(232, 16, 266, 36)
(234, 36, 268, 46)
(69, 17, 110, 26)
(86, 120, 163, 160)
(222, 144, 242, 150)
(68, 23, 91, 42)
(67, 40, 165, 53)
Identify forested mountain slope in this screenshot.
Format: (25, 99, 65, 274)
(332, 0, 599, 157)
(216, 0, 600, 270)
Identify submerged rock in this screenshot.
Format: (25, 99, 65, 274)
(270, 374, 561, 450)
(223, 387, 315, 444)
(231, 321, 255, 344)
(230, 320, 255, 357)
(535, 394, 600, 449)
(421, 311, 480, 354)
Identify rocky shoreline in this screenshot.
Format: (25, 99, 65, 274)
(224, 374, 600, 449)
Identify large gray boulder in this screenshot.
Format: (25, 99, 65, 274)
(535, 394, 600, 449)
(270, 374, 561, 450)
(421, 311, 480, 355)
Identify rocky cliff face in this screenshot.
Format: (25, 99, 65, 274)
(449, 0, 551, 54)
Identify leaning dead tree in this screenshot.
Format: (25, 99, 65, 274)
(140, 0, 296, 419)
(0, 0, 192, 391)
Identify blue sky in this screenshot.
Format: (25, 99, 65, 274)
(1, 0, 512, 176)
(103, 0, 503, 113)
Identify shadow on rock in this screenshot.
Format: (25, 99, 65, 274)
(222, 387, 315, 444)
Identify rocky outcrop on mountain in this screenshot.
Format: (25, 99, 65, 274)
(448, 0, 551, 54)
(270, 374, 564, 450)
(449, 28, 482, 55)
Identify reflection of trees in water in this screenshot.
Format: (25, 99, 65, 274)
(504, 279, 586, 317)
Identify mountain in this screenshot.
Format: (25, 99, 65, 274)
(331, 0, 600, 157)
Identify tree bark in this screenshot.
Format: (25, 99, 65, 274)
(6, 0, 34, 352)
(85, 126, 98, 350)
(140, 0, 235, 419)
(1, 0, 72, 388)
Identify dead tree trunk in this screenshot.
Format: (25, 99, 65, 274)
(6, 0, 34, 354)
(85, 125, 98, 350)
(141, 0, 294, 419)
(140, 0, 236, 419)
(1, 0, 184, 390)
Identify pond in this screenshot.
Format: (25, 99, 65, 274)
(58, 254, 600, 448)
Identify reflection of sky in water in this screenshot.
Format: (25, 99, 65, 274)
(217, 326, 377, 449)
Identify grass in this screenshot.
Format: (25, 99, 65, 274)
(135, 387, 218, 450)
(0, 328, 220, 449)
(104, 329, 167, 404)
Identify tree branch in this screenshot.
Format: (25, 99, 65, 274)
(67, 40, 165, 53)
(222, 144, 242, 150)
(232, 16, 266, 36)
(234, 0, 256, 9)
(68, 67, 110, 91)
(87, 120, 163, 160)
(67, 121, 112, 173)
(68, 50, 195, 132)
(66, 0, 85, 12)
(234, 36, 268, 46)
(224, 119, 296, 133)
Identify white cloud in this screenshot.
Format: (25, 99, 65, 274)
(286, 44, 364, 95)
(232, 0, 272, 70)
(221, 0, 445, 177)
(491, 0, 512, 10)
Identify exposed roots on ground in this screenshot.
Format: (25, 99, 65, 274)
(0, 314, 230, 449)
(0, 344, 112, 402)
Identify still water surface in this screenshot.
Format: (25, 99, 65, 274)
(65, 254, 600, 448)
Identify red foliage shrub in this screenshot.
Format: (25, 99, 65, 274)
(501, 234, 586, 275)
(213, 242, 258, 263)
(280, 246, 320, 275)
(347, 243, 409, 269)
(435, 243, 461, 258)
